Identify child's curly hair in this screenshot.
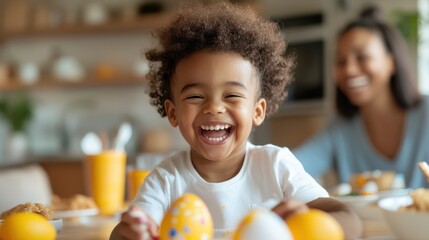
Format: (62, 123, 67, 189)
(145, 1, 294, 117)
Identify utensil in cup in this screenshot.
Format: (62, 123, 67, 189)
(113, 122, 132, 151)
(80, 132, 102, 155)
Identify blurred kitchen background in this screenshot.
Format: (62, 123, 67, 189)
(0, 0, 428, 164)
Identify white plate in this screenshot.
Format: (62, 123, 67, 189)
(335, 194, 380, 219)
(334, 189, 410, 220)
(334, 188, 410, 204)
(51, 219, 64, 232)
(378, 195, 412, 211)
(377, 188, 410, 199)
(334, 194, 378, 204)
(0, 218, 63, 232)
(54, 208, 99, 219)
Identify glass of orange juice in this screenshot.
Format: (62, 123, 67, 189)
(127, 153, 172, 200)
(127, 167, 150, 200)
(85, 150, 126, 215)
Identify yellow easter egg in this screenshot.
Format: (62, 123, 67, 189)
(286, 209, 344, 240)
(160, 193, 213, 240)
(1, 212, 56, 240)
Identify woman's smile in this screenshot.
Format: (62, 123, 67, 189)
(346, 76, 370, 89)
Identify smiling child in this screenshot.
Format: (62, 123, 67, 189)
(110, 2, 362, 239)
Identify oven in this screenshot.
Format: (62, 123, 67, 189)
(275, 13, 327, 114)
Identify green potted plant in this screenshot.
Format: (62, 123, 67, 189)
(0, 96, 33, 160)
(0, 97, 33, 132)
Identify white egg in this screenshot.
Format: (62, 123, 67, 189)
(362, 181, 378, 194)
(332, 183, 352, 196)
(233, 208, 293, 240)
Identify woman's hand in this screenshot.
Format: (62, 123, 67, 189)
(418, 161, 429, 183)
(117, 206, 159, 240)
(271, 198, 309, 219)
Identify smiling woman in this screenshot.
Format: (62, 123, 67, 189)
(293, 5, 429, 189)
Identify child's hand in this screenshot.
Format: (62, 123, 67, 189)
(271, 198, 309, 219)
(118, 205, 159, 240)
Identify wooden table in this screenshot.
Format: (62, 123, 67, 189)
(361, 219, 396, 240)
(57, 216, 118, 240)
(57, 215, 397, 240)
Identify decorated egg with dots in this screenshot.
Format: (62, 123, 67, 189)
(160, 193, 214, 240)
(233, 208, 293, 240)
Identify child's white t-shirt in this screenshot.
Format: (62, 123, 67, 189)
(132, 142, 328, 237)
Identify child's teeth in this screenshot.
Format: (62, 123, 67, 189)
(202, 125, 230, 130)
(206, 135, 227, 142)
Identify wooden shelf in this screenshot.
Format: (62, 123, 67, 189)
(0, 76, 146, 92)
(0, 9, 158, 92)
(0, 12, 173, 40)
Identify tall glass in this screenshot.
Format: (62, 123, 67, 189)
(85, 150, 126, 215)
(127, 153, 171, 200)
(127, 167, 150, 200)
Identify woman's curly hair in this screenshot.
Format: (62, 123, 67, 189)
(145, 1, 294, 117)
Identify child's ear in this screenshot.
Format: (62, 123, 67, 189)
(253, 98, 266, 126)
(164, 99, 178, 127)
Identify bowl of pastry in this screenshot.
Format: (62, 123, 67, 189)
(378, 188, 429, 239)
